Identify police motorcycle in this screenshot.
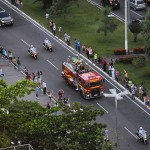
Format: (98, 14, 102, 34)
(135, 127, 148, 145)
(28, 45, 37, 59)
(43, 38, 52, 52)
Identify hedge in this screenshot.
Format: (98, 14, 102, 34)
(118, 56, 145, 64)
(133, 46, 145, 54)
(114, 48, 126, 55)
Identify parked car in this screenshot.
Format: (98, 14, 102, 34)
(130, 0, 146, 10)
(0, 7, 13, 27)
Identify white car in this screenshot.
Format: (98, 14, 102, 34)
(130, 0, 146, 10)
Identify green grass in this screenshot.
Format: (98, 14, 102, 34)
(22, 0, 150, 94)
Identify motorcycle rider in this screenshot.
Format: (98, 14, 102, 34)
(138, 127, 147, 139)
(29, 45, 36, 54)
(44, 38, 51, 45)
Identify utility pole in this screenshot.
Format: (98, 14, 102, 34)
(125, 0, 128, 54)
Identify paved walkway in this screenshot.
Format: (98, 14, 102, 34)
(0, 57, 56, 107)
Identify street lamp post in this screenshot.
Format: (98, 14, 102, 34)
(125, 0, 128, 54)
(103, 89, 129, 149)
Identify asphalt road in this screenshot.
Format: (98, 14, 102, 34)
(0, 1, 150, 149)
(89, 0, 148, 21)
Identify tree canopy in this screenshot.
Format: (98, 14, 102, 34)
(97, 7, 118, 37)
(128, 20, 142, 42)
(0, 79, 111, 150)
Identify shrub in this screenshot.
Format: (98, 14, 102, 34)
(143, 70, 150, 78)
(114, 48, 126, 55)
(118, 56, 145, 64)
(132, 57, 145, 68)
(133, 46, 145, 54)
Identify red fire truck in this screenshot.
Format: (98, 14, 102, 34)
(61, 56, 104, 99)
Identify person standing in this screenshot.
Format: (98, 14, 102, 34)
(17, 57, 21, 71)
(131, 88, 136, 100)
(45, 12, 49, 22)
(111, 66, 115, 80)
(115, 69, 119, 81)
(53, 23, 56, 35)
(35, 86, 40, 99)
(49, 20, 53, 32)
(42, 80, 47, 94)
(58, 26, 62, 38)
(104, 129, 109, 141)
(94, 52, 98, 63)
(12, 57, 17, 69)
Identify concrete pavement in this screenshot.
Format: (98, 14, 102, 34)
(0, 57, 55, 107)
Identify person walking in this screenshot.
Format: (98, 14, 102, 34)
(35, 86, 40, 99)
(17, 57, 21, 71)
(42, 80, 47, 94)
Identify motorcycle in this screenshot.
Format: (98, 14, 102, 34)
(28, 47, 37, 59)
(43, 40, 52, 52)
(136, 131, 148, 145)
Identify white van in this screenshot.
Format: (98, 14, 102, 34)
(130, 0, 146, 10)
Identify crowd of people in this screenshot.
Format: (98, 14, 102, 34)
(0, 46, 70, 108)
(45, 17, 150, 107)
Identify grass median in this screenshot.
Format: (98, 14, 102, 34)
(22, 0, 150, 94)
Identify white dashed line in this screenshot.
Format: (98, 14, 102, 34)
(47, 60, 59, 70)
(97, 102, 109, 113)
(124, 127, 137, 139)
(21, 39, 30, 47)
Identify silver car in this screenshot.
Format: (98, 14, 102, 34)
(130, 0, 146, 10)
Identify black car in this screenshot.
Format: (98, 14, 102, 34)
(0, 7, 13, 27)
(101, 0, 120, 10)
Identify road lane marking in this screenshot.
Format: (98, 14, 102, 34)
(124, 127, 137, 139)
(131, 10, 143, 18)
(21, 39, 30, 47)
(47, 60, 59, 70)
(2, 0, 150, 115)
(97, 103, 108, 113)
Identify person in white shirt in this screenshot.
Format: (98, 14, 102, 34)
(53, 23, 56, 35)
(42, 81, 47, 94)
(138, 127, 147, 139)
(88, 47, 93, 57)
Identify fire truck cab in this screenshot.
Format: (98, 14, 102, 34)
(61, 56, 104, 99)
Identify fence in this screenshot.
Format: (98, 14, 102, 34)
(0, 144, 34, 150)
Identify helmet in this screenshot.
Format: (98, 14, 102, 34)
(30, 45, 33, 48)
(139, 127, 143, 130)
(45, 38, 48, 40)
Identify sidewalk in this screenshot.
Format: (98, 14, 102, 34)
(0, 57, 54, 107)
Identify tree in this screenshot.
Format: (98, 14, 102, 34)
(97, 7, 118, 37)
(141, 10, 150, 59)
(33, 0, 53, 9)
(17, 103, 111, 150)
(0, 79, 36, 106)
(0, 79, 111, 149)
(128, 20, 142, 42)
